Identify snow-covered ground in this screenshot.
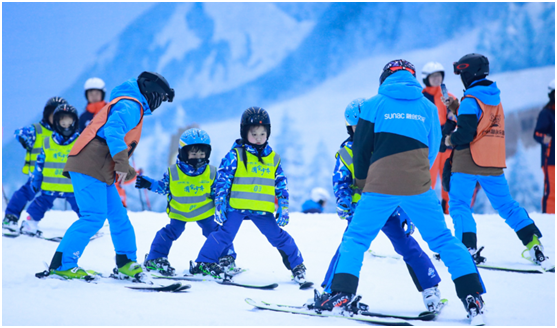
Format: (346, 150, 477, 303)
(2, 210, 555, 326)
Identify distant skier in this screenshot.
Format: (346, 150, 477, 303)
(136, 128, 238, 276)
(312, 60, 486, 325)
(301, 187, 330, 213)
(444, 53, 554, 272)
(190, 107, 309, 285)
(533, 79, 555, 214)
(3, 97, 67, 235)
(320, 98, 443, 312)
(20, 104, 81, 236)
(39, 71, 174, 280)
(421, 62, 456, 213)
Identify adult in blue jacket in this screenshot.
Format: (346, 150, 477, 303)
(39, 72, 175, 281)
(445, 54, 551, 271)
(313, 60, 485, 324)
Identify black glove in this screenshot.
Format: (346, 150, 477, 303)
(135, 175, 152, 189)
(18, 136, 30, 151)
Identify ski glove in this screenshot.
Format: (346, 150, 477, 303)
(214, 198, 227, 225)
(18, 136, 31, 151)
(135, 175, 152, 190)
(396, 209, 415, 237)
(275, 199, 289, 227)
(336, 198, 353, 220)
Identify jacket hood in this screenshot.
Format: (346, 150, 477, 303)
(109, 79, 152, 116)
(465, 80, 501, 106)
(379, 71, 424, 101)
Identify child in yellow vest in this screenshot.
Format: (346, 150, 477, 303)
(190, 107, 308, 285)
(20, 104, 81, 237)
(135, 128, 237, 276)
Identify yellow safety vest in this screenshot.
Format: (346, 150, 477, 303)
(229, 147, 280, 213)
(41, 136, 76, 193)
(22, 123, 53, 174)
(336, 145, 362, 204)
(167, 164, 216, 222)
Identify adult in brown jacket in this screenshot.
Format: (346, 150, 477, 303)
(41, 72, 174, 280)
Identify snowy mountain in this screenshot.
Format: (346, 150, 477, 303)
(2, 210, 555, 325)
(2, 2, 554, 213)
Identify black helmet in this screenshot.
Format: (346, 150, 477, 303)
(240, 107, 271, 141)
(137, 71, 175, 111)
(379, 59, 416, 85)
(453, 53, 489, 89)
(52, 104, 79, 139)
(43, 97, 67, 125)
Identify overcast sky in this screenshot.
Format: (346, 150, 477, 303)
(2, 2, 154, 144)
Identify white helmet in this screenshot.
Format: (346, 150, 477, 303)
(549, 79, 555, 93)
(84, 77, 106, 101)
(422, 62, 445, 86)
(311, 187, 330, 203)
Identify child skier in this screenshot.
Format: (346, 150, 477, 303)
(190, 107, 308, 284)
(20, 104, 81, 236)
(321, 98, 443, 312)
(135, 128, 238, 276)
(3, 97, 67, 235)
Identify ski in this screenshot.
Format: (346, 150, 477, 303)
(4, 231, 104, 243)
(245, 298, 413, 326)
(125, 282, 190, 292)
(298, 281, 314, 290)
(368, 249, 401, 260)
(361, 299, 448, 321)
(476, 264, 544, 274)
(152, 274, 278, 290)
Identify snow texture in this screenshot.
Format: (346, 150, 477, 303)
(3, 210, 554, 326)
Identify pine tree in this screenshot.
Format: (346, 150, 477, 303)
(506, 140, 542, 212)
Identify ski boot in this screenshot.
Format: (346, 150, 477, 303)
(20, 216, 42, 237)
(218, 255, 242, 275)
(291, 263, 307, 284)
(37, 267, 97, 282)
(422, 286, 442, 312)
(311, 289, 363, 315)
(522, 235, 555, 272)
(462, 294, 485, 326)
(2, 214, 20, 236)
(144, 256, 176, 276)
(468, 246, 487, 265)
(113, 255, 151, 283)
(189, 261, 228, 280)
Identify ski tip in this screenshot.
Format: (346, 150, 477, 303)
(299, 281, 314, 290)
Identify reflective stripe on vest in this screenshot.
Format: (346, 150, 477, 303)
(229, 147, 278, 212)
(336, 145, 362, 204)
(167, 164, 216, 222)
(22, 123, 53, 175)
(464, 95, 507, 168)
(41, 136, 76, 192)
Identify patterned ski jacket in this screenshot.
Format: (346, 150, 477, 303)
(14, 120, 53, 150)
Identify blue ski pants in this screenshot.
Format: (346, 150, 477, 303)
(196, 210, 303, 270)
(27, 193, 80, 221)
(55, 172, 137, 271)
(328, 190, 480, 294)
(5, 178, 38, 218)
(449, 173, 534, 241)
(147, 217, 236, 261)
(322, 206, 441, 293)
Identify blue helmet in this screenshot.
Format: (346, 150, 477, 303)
(344, 98, 364, 126)
(178, 128, 212, 167)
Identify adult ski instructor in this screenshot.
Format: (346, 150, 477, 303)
(39, 72, 174, 281)
(314, 59, 486, 325)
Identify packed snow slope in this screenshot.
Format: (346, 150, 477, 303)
(2, 210, 554, 326)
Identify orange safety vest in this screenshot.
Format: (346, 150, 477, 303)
(423, 86, 455, 126)
(464, 95, 506, 168)
(69, 96, 144, 158)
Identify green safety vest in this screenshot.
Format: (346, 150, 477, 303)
(167, 164, 217, 222)
(41, 136, 75, 193)
(336, 145, 362, 204)
(229, 147, 280, 213)
(22, 123, 53, 175)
